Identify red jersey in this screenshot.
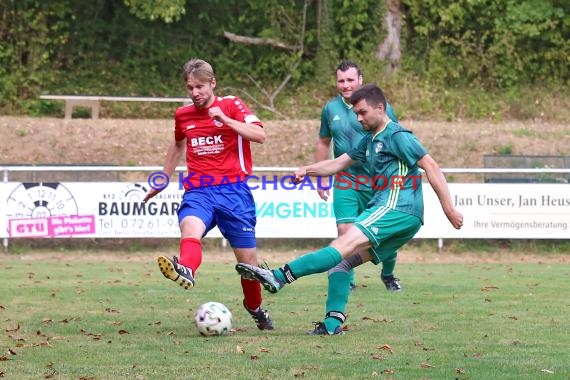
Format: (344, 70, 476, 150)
(174, 96, 263, 188)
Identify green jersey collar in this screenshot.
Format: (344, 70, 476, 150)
(372, 119, 391, 139)
(340, 96, 353, 109)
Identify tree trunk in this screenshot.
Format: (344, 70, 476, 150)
(314, 0, 337, 84)
(376, 0, 402, 73)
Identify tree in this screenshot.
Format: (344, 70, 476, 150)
(376, 0, 402, 73)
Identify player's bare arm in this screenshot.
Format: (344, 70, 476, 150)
(315, 137, 332, 200)
(417, 154, 464, 229)
(143, 138, 185, 203)
(208, 106, 266, 144)
(294, 153, 355, 183)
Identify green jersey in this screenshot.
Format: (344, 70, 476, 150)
(319, 95, 398, 188)
(348, 120, 427, 222)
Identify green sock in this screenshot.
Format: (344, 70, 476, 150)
(324, 271, 350, 333)
(381, 254, 397, 278)
(274, 246, 343, 283)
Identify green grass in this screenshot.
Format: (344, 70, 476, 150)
(1, 255, 568, 379)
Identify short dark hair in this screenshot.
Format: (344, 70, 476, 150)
(349, 84, 387, 109)
(336, 60, 361, 76)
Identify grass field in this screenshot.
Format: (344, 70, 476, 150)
(1, 251, 568, 380)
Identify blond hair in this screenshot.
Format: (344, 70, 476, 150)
(183, 58, 215, 82)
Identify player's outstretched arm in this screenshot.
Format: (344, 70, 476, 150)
(143, 139, 185, 202)
(315, 137, 332, 200)
(417, 154, 464, 229)
(294, 153, 355, 183)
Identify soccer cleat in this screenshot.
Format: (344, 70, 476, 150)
(235, 263, 284, 293)
(307, 321, 344, 336)
(381, 275, 402, 292)
(157, 255, 195, 290)
(243, 301, 274, 330)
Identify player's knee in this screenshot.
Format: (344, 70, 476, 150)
(328, 259, 352, 275)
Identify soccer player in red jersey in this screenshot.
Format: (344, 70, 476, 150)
(143, 58, 273, 330)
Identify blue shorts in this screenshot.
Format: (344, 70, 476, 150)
(178, 183, 256, 248)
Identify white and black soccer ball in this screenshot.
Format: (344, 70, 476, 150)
(195, 302, 233, 336)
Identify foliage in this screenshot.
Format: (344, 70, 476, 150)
(123, 0, 186, 23)
(0, 0, 569, 119)
(400, 0, 570, 87)
(0, 0, 72, 109)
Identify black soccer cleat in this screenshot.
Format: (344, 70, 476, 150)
(157, 255, 195, 289)
(381, 275, 402, 292)
(307, 321, 344, 336)
(243, 301, 274, 330)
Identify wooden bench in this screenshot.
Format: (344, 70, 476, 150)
(39, 95, 192, 119)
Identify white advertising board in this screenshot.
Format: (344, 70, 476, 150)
(0, 182, 568, 239)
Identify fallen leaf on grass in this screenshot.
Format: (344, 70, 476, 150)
(259, 347, 270, 353)
(540, 369, 554, 374)
(80, 329, 102, 340)
(5, 324, 20, 332)
(420, 362, 434, 368)
(47, 335, 65, 342)
(362, 316, 392, 323)
(371, 354, 385, 360)
(7, 334, 25, 342)
(382, 369, 394, 374)
(378, 344, 393, 353)
(236, 345, 245, 354)
(59, 317, 80, 323)
(456, 368, 465, 374)
(118, 329, 129, 335)
(250, 355, 258, 360)
(481, 286, 499, 291)
(44, 368, 57, 378)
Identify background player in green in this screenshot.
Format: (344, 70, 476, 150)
(316, 60, 400, 291)
(236, 84, 464, 335)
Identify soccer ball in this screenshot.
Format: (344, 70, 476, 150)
(195, 302, 233, 336)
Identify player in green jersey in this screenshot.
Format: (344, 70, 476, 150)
(236, 84, 464, 335)
(316, 60, 400, 292)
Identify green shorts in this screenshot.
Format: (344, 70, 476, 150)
(354, 207, 422, 264)
(332, 186, 372, 225)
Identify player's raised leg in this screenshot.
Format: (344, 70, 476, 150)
(236, 226, 370, 292)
